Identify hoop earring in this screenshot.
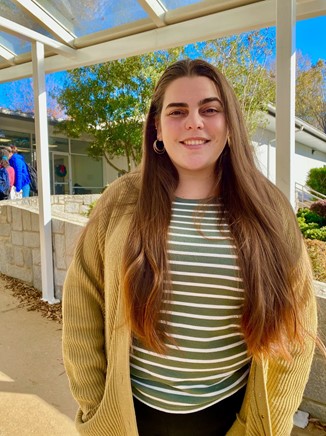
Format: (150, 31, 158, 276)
(153, 139, 165, 154)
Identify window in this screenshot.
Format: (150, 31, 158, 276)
(71, 154, 103, 194)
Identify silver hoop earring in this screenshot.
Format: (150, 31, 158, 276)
(153, 139, 165, 154)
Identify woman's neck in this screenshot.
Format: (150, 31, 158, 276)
(175, 173, 216, 200)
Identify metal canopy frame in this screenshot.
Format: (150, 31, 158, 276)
(0, 0, 325, 301)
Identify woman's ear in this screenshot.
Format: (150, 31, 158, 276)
(156, 122, 162, 141)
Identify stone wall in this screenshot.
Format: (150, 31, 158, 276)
(17, 192, 100, 216)
(0, 194, 100, 299)
(0, 196, 325, 423)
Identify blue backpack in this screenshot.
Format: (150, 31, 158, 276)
(0, 167, 10, 200)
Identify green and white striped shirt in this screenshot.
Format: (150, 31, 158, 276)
(130, 198, 250, 413)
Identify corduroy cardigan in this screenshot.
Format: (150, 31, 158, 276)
(62, 171, 317, 436)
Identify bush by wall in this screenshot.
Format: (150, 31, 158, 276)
(306, 167, 326, 196)
(310, 199, 326, 219)
(297, 207, 326, 241)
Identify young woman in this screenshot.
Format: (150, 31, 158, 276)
(62, 59, 318, 436)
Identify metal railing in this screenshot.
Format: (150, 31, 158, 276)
(295, 182, 326, 210)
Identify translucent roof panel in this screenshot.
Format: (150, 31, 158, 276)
(161, 0, 202, 9)
(0, 0, 34, 26)
(44, 0, 149, 37)
(0, 0, 54, 38)
(1, 0, 326, 84)
(0, 31, 31, 56)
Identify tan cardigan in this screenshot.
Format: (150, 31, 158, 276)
(62, 172, 317, 436)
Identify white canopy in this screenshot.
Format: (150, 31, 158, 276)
(0, 0, 325, 83)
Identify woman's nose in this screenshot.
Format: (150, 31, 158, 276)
(185, 112, 204, 130)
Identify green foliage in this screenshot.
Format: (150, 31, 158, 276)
(86, 199, 97, 218)
(268, 53, 326, 132)
(303, 227, 326, 241)
(297, 207, 326, 226)
(55, 49, 184, 173)
(296, 56, 326, 133)
(195, 29, 276, 135)
(298, 218, 319, 230)
(297, 207, 326, 241)
(306, 167, 326, 195)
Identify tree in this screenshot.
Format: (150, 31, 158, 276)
(56, 50, 184, 173)
(306, 167, 326, 195)
(195, 29, 276, 135)
(296, 56, 326, 133)
(56, 31, 276, 173)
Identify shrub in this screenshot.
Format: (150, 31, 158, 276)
(306, 167, 326, 195)
(297, 217, 319, 233)
(296, 206, 326, 241)
(296, 207, 311, 218)
(86, 200, 98, 217)
(303, 227, 326, 241)
(296, 208, 326, 227)
(310, 199, 326, 219)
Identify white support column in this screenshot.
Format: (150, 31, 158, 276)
(32, 41, 58, 303)
(275, 0, 296, 207)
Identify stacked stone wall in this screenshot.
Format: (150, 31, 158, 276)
(0, 194, 99, 298)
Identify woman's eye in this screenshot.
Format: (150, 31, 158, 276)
(168, 110, 185, 116)
(202, 107, 219, 114)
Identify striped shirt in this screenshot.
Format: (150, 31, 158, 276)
(130, 198, 250, 413)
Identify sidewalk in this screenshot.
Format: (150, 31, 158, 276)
(0, 275, 324, 436)
(0, 277, 78, 436)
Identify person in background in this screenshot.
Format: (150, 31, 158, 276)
(8, 144, 31, 198)
(62, 59, 319, 436)
(0, 149, 15, 191)
(0, 154, 10, 200)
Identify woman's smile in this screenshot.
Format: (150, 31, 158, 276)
(180, 137, 210, 147)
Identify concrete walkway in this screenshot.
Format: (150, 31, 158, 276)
(0, 277, 78, 436)
(0, 276, 324, 436)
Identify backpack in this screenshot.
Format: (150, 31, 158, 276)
(0, 167, 10, 200)
(27, 163, 38, 194)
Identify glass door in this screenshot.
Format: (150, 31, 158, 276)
(52, 153, 71, 195)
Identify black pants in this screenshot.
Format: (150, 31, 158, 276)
(134, 386, 246, 436)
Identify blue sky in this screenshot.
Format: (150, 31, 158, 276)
(296, 15, 326, 64)
(0, 15, 325, 111)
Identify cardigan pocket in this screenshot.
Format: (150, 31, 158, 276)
(80, 405, 100, 423)
(76, 404, 102, 435)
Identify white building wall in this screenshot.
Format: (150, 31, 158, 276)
(294, 143, 326, 185)
(253, 127, 326, 186)
(103, 155, 138, 185)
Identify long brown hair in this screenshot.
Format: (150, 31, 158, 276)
(122, 58, 309, 358)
